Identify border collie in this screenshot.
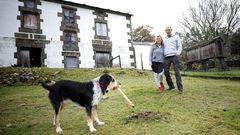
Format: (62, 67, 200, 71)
(40, 74, 119, 133)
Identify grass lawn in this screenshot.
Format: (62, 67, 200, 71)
(0, 68, 240, 135)
(181, 69, 240, 80)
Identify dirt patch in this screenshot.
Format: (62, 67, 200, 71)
(125, 111, 171, 124)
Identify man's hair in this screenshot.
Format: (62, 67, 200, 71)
(165, 26, 172, 30)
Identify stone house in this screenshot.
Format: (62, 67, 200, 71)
(0, 0, 136, 68)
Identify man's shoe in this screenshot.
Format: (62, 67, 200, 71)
(167, 87, 175, 91)
(179, 90, 183, 95)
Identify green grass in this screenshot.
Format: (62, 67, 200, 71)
(0, 68, 240, 135)
(181, 69, 240, 80)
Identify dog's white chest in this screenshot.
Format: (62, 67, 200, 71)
(92, 80, 102, 106)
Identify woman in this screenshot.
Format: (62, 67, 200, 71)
(149, 35, 165, 92)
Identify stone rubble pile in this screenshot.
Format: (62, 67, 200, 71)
(0, 68, 59, 85)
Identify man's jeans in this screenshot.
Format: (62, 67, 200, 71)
(164, 55, 183, 91)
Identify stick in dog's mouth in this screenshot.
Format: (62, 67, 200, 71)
(111, 81, 135, 108)
(118, 88, 135, 108)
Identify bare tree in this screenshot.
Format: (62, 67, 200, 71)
(132, 25, 155, 42)
(179, 0, 240, 46)
(226, 0, 240, 36)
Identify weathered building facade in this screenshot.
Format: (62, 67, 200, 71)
(0, 0, 136, 68)
(185, 37, 227, 70)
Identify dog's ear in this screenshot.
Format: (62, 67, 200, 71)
(99, 74, 112, 95)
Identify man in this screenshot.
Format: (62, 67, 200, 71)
(163, 26, 183, 94)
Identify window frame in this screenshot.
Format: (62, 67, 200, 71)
(64, 31, 77, 46)
(65, 56, 78, 68)
(24, 0, 36, 9)
(94, 13, 109, 40)
(96, 22, 107, 37)
(63, 8, 76, 24)
(23, 13, 38, 29)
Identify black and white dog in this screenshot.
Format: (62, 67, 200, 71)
(40, 74, 120, 133)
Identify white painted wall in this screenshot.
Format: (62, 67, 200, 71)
(77, 8, 95, 68)
(41, 1, 62, 41)
(41, 1, 64, 68)
(0, 0, 21, 37)
(134, 42, 153, 70)
(79, 43, 95, 68)
(44, 41, 64, 68)
(0, 0, 19, 67)
(0, 37, 17, 67)
(108, 13, 133, 68)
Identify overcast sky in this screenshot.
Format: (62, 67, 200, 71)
(67, 0, 195, 36)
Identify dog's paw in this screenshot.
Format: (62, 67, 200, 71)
(56, 127, 63, 133)
(97, 121, 104, 125)
(89, 127, 97, 132)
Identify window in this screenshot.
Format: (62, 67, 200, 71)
(96, 23, 107, 36)
(64, 9, 75, 24)
(97, 14, 104, 20)
(24, 14, 38, 29)
(65, 56, 78, 68)
(65, 32, 76, 45)
(26, 0, 35, 9)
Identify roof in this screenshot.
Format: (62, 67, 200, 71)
(184, 36, 223, 51)
(43, 0, 133, 17)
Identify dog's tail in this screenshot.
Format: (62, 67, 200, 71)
(39, 80, 55, 91)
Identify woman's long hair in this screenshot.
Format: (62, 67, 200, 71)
(155, 35, 163, 46)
